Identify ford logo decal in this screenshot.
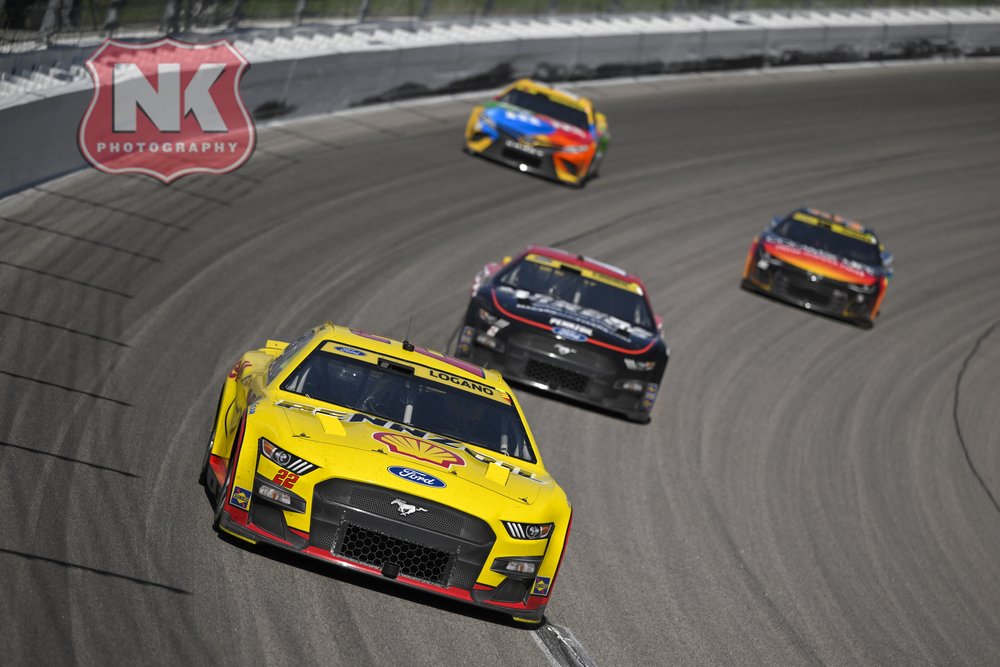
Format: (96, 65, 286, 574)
(552, 326, 587, 343)
(335, 346, 366, 356)
(387, 466, 446, 488)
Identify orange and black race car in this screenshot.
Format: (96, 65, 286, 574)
(741, 208, 894, 328)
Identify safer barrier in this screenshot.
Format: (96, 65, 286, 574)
(1, 8, 999, 196)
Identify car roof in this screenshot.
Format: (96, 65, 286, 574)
(507, 79, 593, 114)
(520, 245, 649, 292)
(790, 207, 879, 240)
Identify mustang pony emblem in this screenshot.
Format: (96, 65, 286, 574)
(391, 499, 428, 517)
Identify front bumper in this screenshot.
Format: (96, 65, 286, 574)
(457, 326, 662, 421)
(217, 476, 550, 621)
(742, 261, 878, 326)
(467, 132, 589, 185)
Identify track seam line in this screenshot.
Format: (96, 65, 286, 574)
(952, 319, 1000, 515)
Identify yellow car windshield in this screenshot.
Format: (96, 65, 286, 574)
(281, 350, 536, 463)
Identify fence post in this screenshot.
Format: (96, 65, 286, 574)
(162, 0, 181, 33)
(482, 0, 494, 17)
(39, 0, 72, 44)
(294, 0, 307, 25)
(418, 0, 432, 20)
(103, 0, 124, 35)
(358, 0, 370, 22)
(229, 0, 245, 29)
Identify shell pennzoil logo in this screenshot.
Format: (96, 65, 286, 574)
(372, 432, 465, 469)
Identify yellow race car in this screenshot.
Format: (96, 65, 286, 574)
(201, 323, 572, 623)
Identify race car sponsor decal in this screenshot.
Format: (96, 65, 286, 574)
(228, 359, 251, 379)
(532, 576, 552, 596)
(496, 286, 654, 341)
(485, 105, 591, 144)
(427, 369, 495, 396)
(272, 470, 299, 489)
(457, 326, 475, 357)
(229, 486, 251, 510)
(387, 466, 446, 488)
(552, 327, 587, 343)
(504, 139, 544, 157)
(549, 317, 592, 337)
(391, 499, 428, 516)
(641, 383, 659, 412)
(373, 432, 466, 469)
(762, 239, 877, 285)
(335, 346, 366, 357)
(276, 404, 533, 471)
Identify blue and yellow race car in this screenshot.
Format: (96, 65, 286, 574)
(464, 79, 609, 187)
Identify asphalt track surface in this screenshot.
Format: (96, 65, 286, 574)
(2, 61, 999, 666)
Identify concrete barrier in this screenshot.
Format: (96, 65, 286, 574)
(2, 8, 999, 197)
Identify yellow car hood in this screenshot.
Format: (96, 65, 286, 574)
(276, 403, 546, 506)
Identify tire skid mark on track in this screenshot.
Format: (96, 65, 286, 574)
(271, 126, 346, 151)
(0, 440, 139, 478)
(700, 486, 823, 665)
(252, 145, 303, 164)
(0, 309, 128, 346)
(0, 547, 189, 594)
(533, 622, 597, 667)
(551, 203, 665, 247)
(953, 319, 1000, 515)
(0, 215, 162, 262)
(32, 186, 190, 231)
(0, 369, 133, 407)
(0, 259, 133, 297)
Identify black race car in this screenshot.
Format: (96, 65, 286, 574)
(454, 246, 668, 422)
(741, 207, 894, 328)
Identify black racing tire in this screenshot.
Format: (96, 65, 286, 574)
(624, 412, 652, 424)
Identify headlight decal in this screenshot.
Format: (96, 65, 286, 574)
(623, 359, 657, 372)
(260, 438, 317, 475)
(503, 521, 554, 540)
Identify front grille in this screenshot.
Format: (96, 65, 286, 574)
(525, 358, 589, 394)
(502, 147, 542, 168)
(337, 523, 452, 585)
(251, 502, 287, 539)
(777, 271, 844, 308)
(448, 561, 481, 590)
(492, 577, 531, 603)
(310, 521, 338, 552)
(316, 480, 493, 544)
(558, 157, 579, 176)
